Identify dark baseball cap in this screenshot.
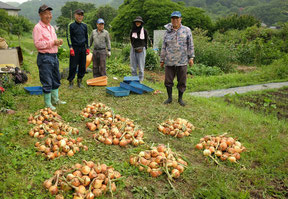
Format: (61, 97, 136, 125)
(38, 4, 53, 13)
(74, 9, 84, 15)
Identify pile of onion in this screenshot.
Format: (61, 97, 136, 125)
(129, 144, 188, 180)
(195, 134, 246, 163)
(80, 102, 111, 119)
(35, 135, 88, 160)
(157, 118, 195, 138)
(87, 113, 145, 147)
(28, 108, 62, 125)
(29, 122, 79, 139)
(43, 160, 122, 198)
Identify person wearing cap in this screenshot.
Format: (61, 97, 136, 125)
(160, 11, 195, 106)
(67, 9, 89, 88)
(130, 16, 149, 82)
(33, 4, 66, 110)
(89, 18, 111, 78)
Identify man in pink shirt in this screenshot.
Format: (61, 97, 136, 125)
(33, 4, 66, 110)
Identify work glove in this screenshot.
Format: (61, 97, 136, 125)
(70, 49, 75, 56)
(108, 51, 111, 57)
(86, 49, 90, 55)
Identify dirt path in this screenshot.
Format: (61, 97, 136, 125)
(189, 82, 288, 97)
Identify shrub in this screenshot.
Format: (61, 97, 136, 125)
(187, 64, 223, 76)
(57, 46, 68, 61)
(0, 29, 8, 38)
(145, 48, 160, 71)
(194, 34, 235, 72)
(214, 14, 260, 33)
(106, 58, 131, 77)
(121, 45, 160, 71)
(212, 26, 287, 66)
(121, 45, 130, 62)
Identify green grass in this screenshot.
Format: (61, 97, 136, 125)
(185, 59, 288, 92)
(224, 87, 288, 121)
(0, 35, 287, 198)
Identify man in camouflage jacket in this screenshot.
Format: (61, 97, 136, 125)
(160, 11, 194, 106)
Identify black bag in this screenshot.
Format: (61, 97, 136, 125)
(134, 47, 143, 53)
(13, 67, 28, 84)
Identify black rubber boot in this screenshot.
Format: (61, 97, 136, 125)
(68, 81, 73, 89)
(77, 79, 83, 88)
(164, 87, 172, 104)
(178, 91, 186, 106)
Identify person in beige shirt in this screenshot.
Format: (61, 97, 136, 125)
(89, 18, 111, 78)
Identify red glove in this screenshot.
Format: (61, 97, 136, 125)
(86, 49, 90, 55)
(0, 87, 5, 93)
(70, 49, 75, 56)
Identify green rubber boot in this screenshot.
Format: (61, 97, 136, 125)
(44, 93, 56, 110)
(51, 89, 66, 105)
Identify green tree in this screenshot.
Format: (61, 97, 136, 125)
(10, 16, 33, 36)
(214, 14, 260, 33)
(56, 1, 96, 36)
(85, 5, 117, 30)
(111, 0, 212, 42)
(60, 1, 95, 20)
(0, 10, 32, 40)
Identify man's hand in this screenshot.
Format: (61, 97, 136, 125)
(107, 51, 111, 57)
(70, 48, 75, 56)
(189, 58, 194, 66)
(58, 39, 63, 46)
(86, 49, 90, 55)
(54, 39, 63, 46)
(160, 62, 165, 68)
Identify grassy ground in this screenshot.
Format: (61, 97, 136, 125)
(0, 35, 287, 198)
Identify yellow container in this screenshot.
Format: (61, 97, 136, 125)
(86, 76, 108, 86)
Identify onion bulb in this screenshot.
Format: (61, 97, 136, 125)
(203, 149, 211, 156)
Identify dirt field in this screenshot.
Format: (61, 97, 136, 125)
(225, 87, 288, 120)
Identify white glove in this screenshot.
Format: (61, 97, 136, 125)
(108, 51, 111, 57)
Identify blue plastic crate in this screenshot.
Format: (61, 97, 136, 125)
(120, 82, 144, 94)
(24, 86, 43, 95)
(106, 87, 130, 97)
(129, 82, 154, 93)
(123, 76, 140, 83)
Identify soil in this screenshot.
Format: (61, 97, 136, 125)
(145, 70, 165, 83)
(225, 87, 288, 120)
(236, 65, 257, 73)
(145, 70, 193, 83)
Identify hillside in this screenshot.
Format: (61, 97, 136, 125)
(17, 0, 288, 26)
(18, 0, 112, 25)
(173, 0, 288, 25)
(3, 2, 20, 7)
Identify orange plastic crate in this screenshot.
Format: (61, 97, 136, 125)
(86, 76, 108, 86)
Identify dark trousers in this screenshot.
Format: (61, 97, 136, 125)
(164, 65, 187, 92)
(37, 53, 61, 93)
(67, 46, 86, 81)
(92, 49, 107, 77)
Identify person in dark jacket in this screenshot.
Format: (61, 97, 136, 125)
(130, 16, 149, 82)
(67, 9, 89, 88)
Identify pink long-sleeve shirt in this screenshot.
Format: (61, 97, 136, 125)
(33, 20, 58, 53)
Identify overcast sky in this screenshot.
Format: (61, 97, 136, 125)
(2, 0, 29, 3)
